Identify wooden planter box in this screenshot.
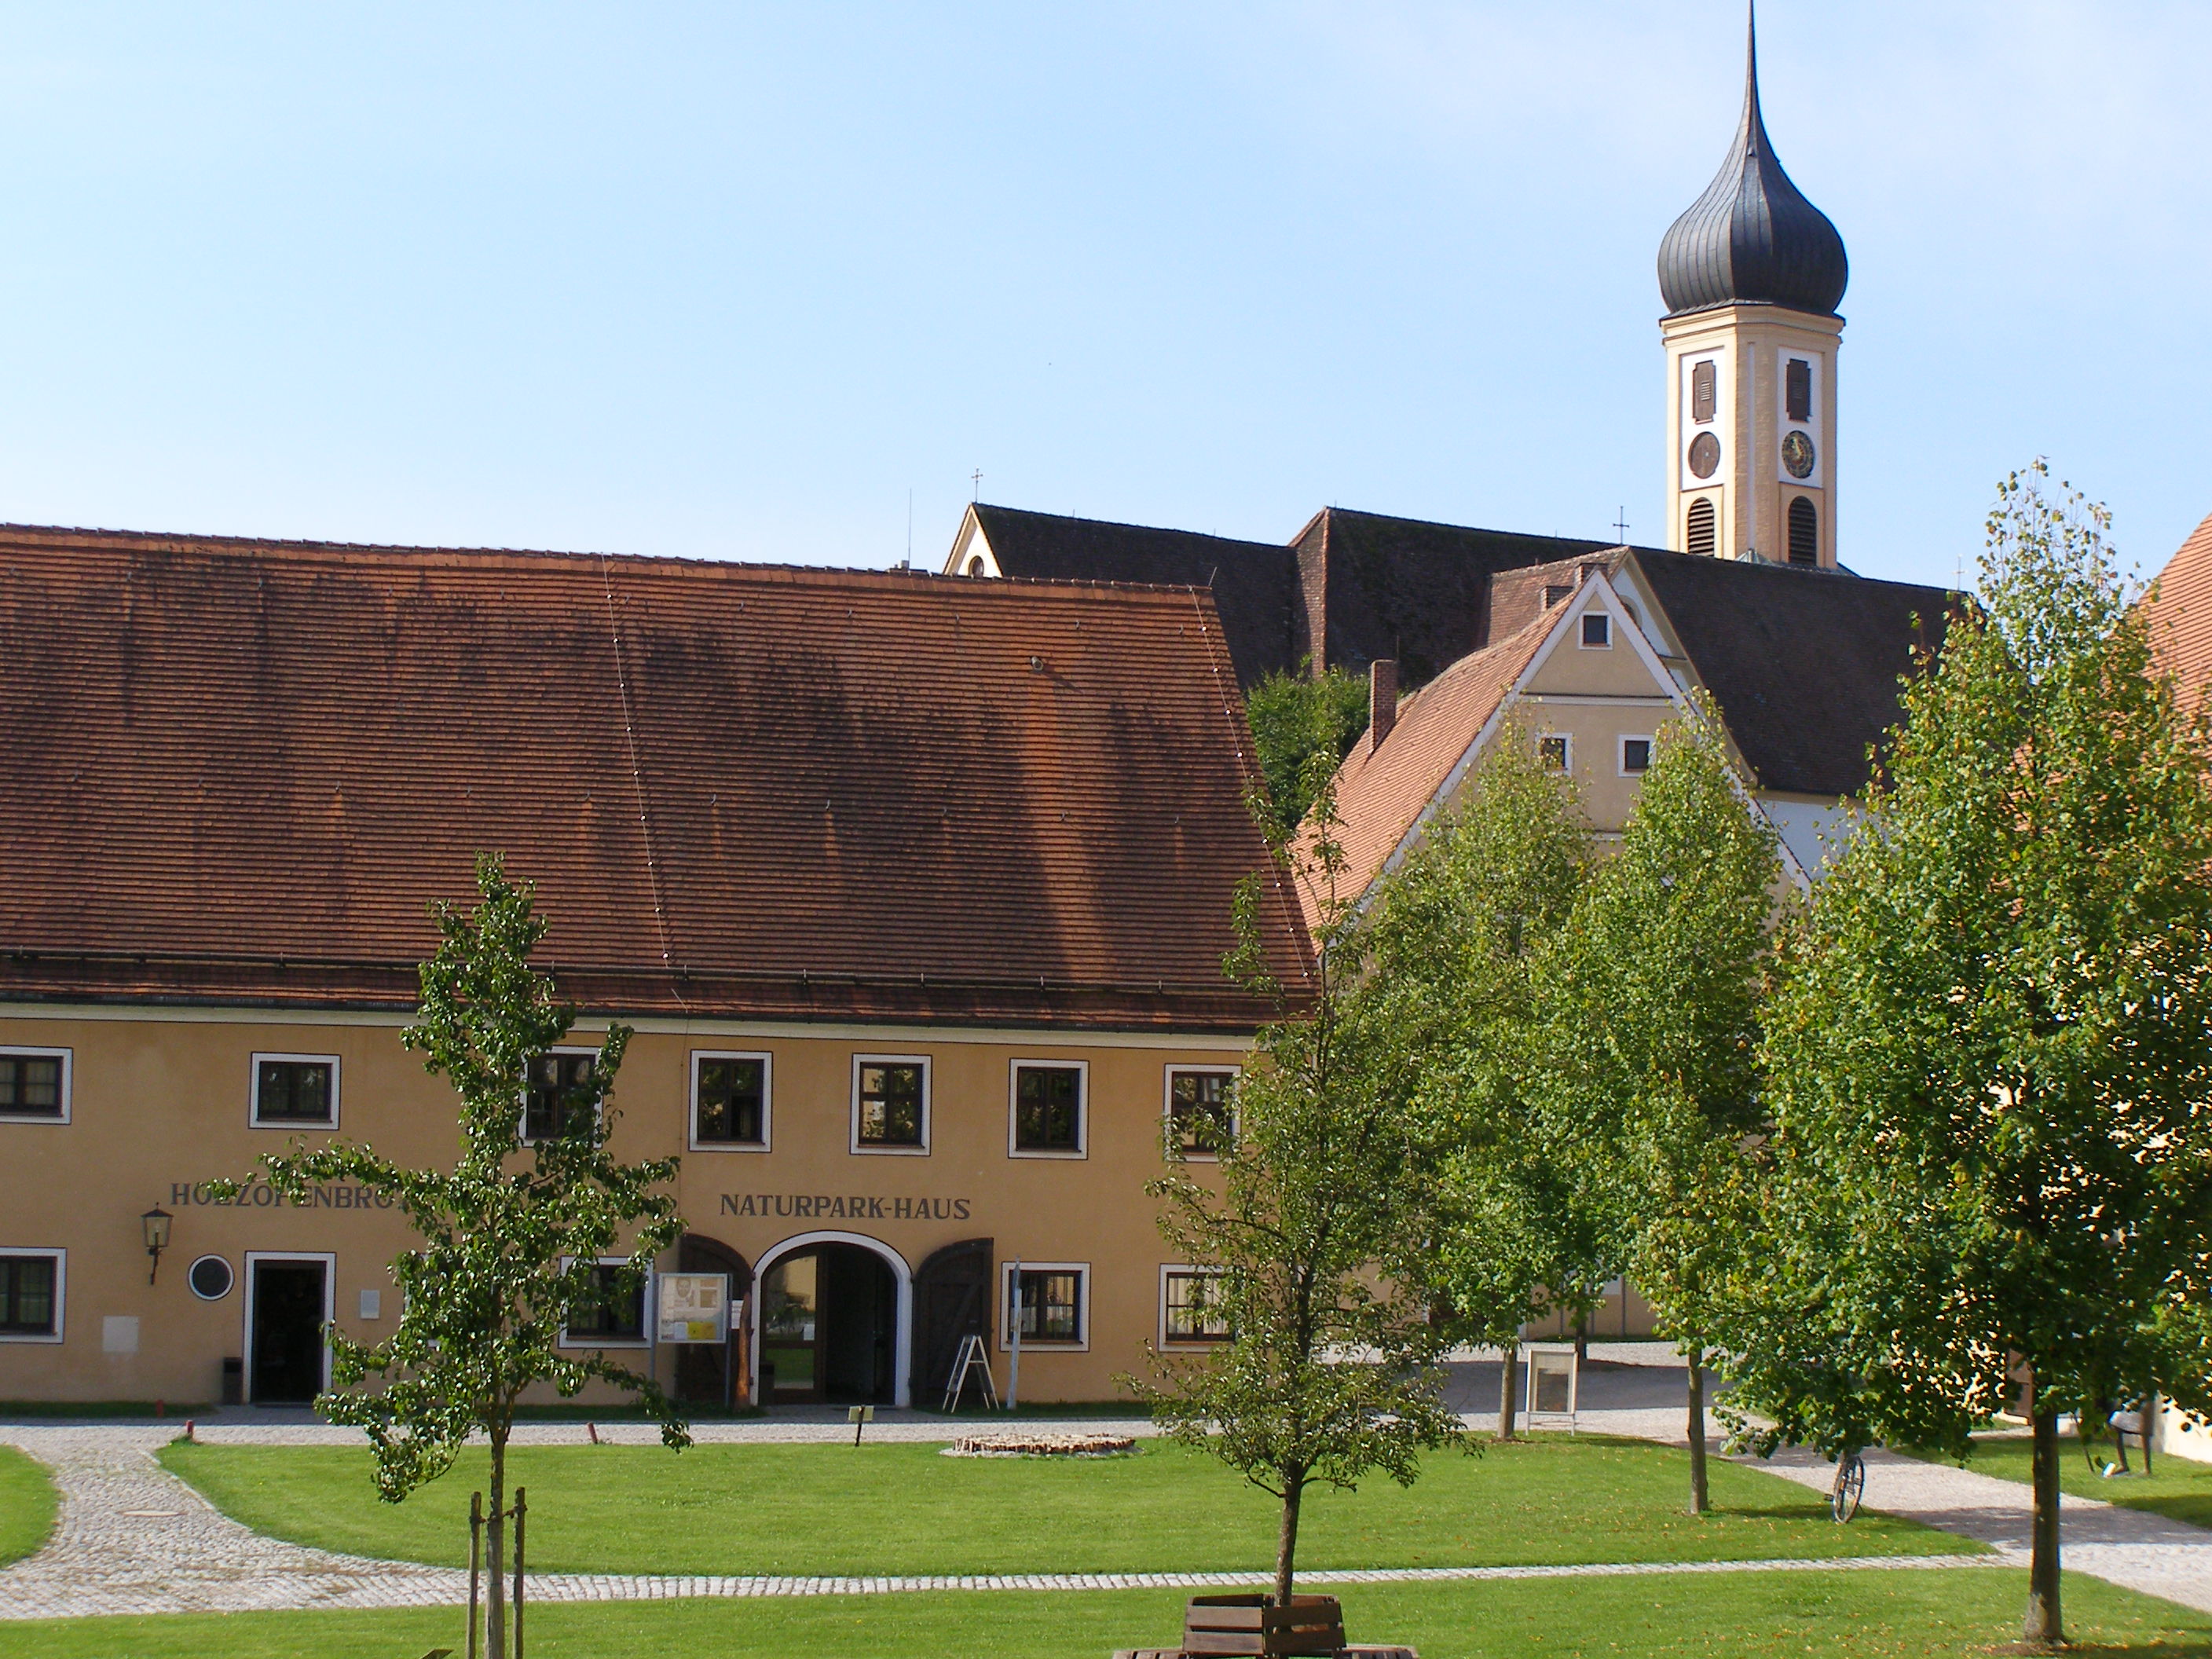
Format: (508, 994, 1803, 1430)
(1182, 1595, 1347, 1657)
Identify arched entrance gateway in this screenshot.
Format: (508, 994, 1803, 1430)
(753, 1232, 911, 1407)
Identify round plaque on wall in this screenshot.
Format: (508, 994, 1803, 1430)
(1782, 430, 1817, 479)
(1687, 432, 1721, 480)
(188, 1254, 234, 1301)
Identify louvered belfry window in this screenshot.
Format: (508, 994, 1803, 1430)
(1788, 497, 1819, 566)
(1686, 498, 1717, 558)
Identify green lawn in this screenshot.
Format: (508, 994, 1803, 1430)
(0, 1569, 2202, 1659)
(159, 1435, 1972, 1578)
(0, 1442, 59, 1566)
(1918, 1430, 2212, 1529)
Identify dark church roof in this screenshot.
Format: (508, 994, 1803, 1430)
(1628, 549, 1951, 797)
(968, 504, 1299, 692)
(1656, 12, 1848, 319)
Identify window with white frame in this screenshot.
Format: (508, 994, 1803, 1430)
(0, 1249, 63, 1341)
(1580, 612, 1612, 649)
(1165, 1067, 1236, 1159)
(560, 1259, 647, 1346)
(1538, 734, 1571, 773)
(251, 1054, 339, 1128)
(0, 1048, 68, 1122)
(1010, 1060, 1086, 1156)
(523, 1050, 598, 1143)
(1619, 736, 1654, 776)
(691, 1052, 771, 1149)
(853, 1057, 928, 1152)
(1161, 1266, 1232, 1345)
(1002, 1262, 1087, 1348)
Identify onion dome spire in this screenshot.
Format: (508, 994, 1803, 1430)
(1657, 5, 1848, 318)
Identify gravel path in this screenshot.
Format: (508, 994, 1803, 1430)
(1, 1408, 2207, 1623)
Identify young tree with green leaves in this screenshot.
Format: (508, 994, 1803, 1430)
(249, 854, 690, 1659)
(1129, 760, 1460, 1606)
(1247, 661, 1372, 837)
(1536, 701, 1780, 1513)
(1741, 464, 2212, 1648)
(1361, 727, 1611, 1439)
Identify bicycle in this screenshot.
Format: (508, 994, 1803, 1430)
(1830, 1446, 1866, 1522)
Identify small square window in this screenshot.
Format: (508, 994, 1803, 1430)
(1621, 737, 1654, 775)
(1012, 1063, 1085, 1155)
(0, 1049, 68, 1122)
(1580, 613, 1611, 649)
(1166, 1068, 1236, 1158)
(1005, 1265, 1086, 1346)
(693, 1053, 770, 1148)
(0, 1252, 61, 1339)
(252, 1056, 338, 1127)
(855, 1058, 928, 1152)
(1539, 735, 1571, 772)
(524, 1053, 596, 1142)
(562, 1261, 646, 1345)
(1163, 1269, 1232, 1344)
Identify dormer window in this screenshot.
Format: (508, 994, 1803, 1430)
(1580, 613, 1611, 649)
(1544, 584, 1572, 608)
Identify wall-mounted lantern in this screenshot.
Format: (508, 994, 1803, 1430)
(141, 1206, 174, 1285)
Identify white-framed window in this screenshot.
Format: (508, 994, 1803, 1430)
(1001, 1262, 1089, 1350)
(522, 1048, 600, 1143)
(1159, 1265, 1232, 1347)
(0, 1047, 70, 1124)
(1579, 612, 1612, 649)
(1538, 734, 1572, 773)
(690, 1050, 771, 1152)
(852, 1055, 930, 1154)
(1009, 1060, 1087, 1159)
(1619, 735, 1654, 777)
(0, 1248, 64, 1342)
(558, 1256, 650, 1349)
(250, 1053, 340, 1129)
(1164, 1066, 1238, 1160)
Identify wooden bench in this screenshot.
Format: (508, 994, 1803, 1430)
(1110, 1593, 1416, 1659)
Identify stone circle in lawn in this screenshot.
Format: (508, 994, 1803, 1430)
(943, 1432, 1138, 1457)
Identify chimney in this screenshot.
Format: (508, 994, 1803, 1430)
(1368, 659, 1398, 752)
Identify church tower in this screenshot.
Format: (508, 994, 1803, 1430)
(1657, 9, 1848, 567)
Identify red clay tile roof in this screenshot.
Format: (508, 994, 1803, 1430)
(1295, 613, 1553, 929)
(2146, 509, 2212, 717)
(0, 525, 1308, 1028)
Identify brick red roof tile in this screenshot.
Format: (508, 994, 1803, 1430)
(0, 526, 1308, 1028)
(2146, 509, 2212, 718)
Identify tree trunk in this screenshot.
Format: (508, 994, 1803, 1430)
(1274, 1481, 1303, 1606)
(2023, 1404, 2064, 1647)
(1686, 1344, 1709, 1516)
(1497, 1338, 1519, 1441)
(486, 1427, 508, 1659)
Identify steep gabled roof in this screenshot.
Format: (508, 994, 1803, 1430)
(0, 524, 1306, 1027)
(2144, 508, 2212, 716)
(962, 504, 1299, 689)
(1624, 548, 1950, 797)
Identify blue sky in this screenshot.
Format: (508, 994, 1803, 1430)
(0, 2, 2204, 591)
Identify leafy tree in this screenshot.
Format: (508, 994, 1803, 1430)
(251, 854, 690, 1659)
(1129, 765, 1460, 1605)
(1247, 661, 1371, 837)
(1361, 727, 1612, 1438)
(1739, 464, 2212, 1647)
(1536, 701, 1780, 1512)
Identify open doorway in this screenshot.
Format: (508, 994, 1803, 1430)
(246, 1254, 330, 1404)
(760, 1243, 896, 1405)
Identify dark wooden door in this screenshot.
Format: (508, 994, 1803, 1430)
(910, 1238, 994, 1406)
(249, 1260, 327, 1404)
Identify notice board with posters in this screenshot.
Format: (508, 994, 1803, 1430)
(657, 1273, 732, 1345)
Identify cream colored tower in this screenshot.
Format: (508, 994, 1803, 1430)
(1656, 11, 1848, 568)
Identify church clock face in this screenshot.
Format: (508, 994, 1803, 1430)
(1782, 430, 1817, 480)
(1686, 431, 1721, 480)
